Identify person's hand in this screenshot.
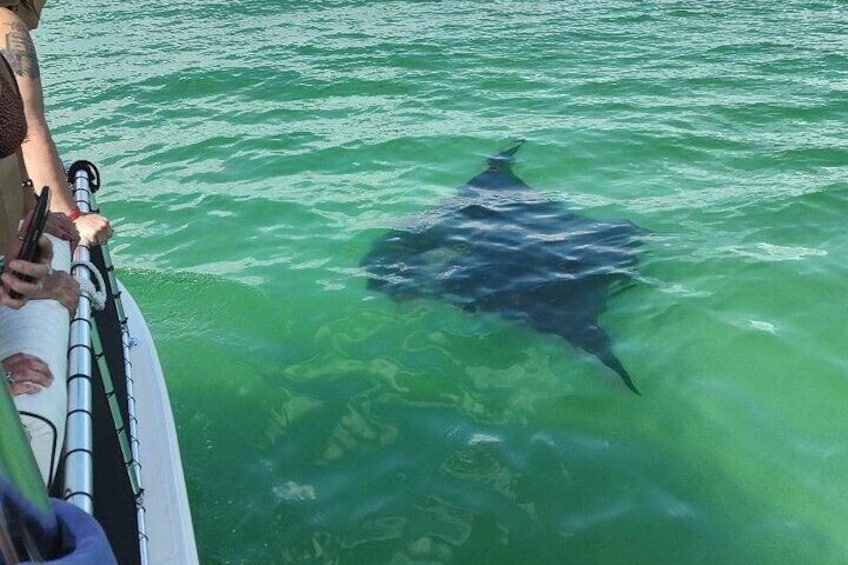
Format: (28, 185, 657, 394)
(1, 234, 53, 309)
(35, 269, 80, 315)
(45, 211, 81, 248)
(74, 212, 113, 246)
(3, 352, 53, 396)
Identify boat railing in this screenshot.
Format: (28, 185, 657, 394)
(62, 161, 149, 565)
(61, 161, 97, 515)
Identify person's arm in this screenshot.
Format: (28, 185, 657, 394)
(0, 11, 112, 246)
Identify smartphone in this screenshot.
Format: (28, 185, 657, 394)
(7, 186, 50, 299)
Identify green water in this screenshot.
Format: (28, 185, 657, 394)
(38, 1, 848, 563)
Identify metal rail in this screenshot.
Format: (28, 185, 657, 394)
(61, 164, 97, 514)
(63, 161, 149, 564)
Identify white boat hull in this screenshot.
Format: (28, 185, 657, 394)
(121, 282, 199, 565)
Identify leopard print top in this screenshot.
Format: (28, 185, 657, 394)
(0, 54, 27, 159)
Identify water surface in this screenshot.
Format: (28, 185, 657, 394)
(39, 1, 848, 563)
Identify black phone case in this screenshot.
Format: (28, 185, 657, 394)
(8, 186, 51, 299)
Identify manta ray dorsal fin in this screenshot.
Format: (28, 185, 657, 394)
(467, 140, 530, 191)
(485, 139, 525, 170)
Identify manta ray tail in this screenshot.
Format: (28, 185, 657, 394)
(595, 349, 641, 396)
(577, 325, 641, 395)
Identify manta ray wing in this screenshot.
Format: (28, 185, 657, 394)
(361, 143, 644, 393)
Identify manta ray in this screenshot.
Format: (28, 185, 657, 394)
(360, 142, 644, 394)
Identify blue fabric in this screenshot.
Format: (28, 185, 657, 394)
(21, 500, 117, 565)
(0, 476, 57, 561)
(0, 478, 115, 564)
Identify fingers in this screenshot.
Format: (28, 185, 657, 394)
(4, 244, 50, 279)
(3, 353, 54, 396)
(0, 288, 26, 308)
(8, 381, 43, 395)
(0, 262, 47, 308)
(36, 234, 54, 265)
(40, 270, 81, 315)
(4, 353, 51, 378)
(75, 213, 113, 246)
(63, 274, 81, 315)
(1, 255, 81, 310)
(45, 212, 81, 247)
(4, 352, 47, 368)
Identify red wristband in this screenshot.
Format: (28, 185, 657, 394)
(67, 206, 83, 221)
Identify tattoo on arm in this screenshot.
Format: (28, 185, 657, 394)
(1, 21, 40, 78)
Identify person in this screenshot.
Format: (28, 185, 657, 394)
(0, 0, 81, 317)
(0, 41, 51, 306)
(0, 6, 113, 560)
(0, 2, 79, 486)
(0, 0, 113, 247)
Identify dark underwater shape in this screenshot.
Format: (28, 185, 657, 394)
(360, 142, 644, 393)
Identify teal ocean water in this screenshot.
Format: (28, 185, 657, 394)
(40, 2, 847, 563)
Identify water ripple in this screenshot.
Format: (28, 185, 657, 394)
(36, 1, 848, 563)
